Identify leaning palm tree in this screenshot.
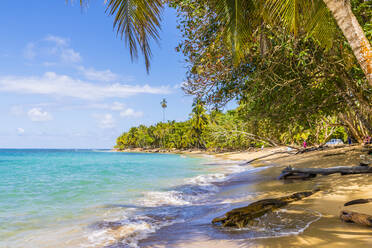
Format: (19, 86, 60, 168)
(75, 0, 371, 86)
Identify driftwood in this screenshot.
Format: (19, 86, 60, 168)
(344, 198, 372, 206)
(279, 165, 372, 180)
(212, 189, 319, 228)
(340, 211, 372, 227)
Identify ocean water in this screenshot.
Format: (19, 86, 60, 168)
(0, 149, 241, 247)
(1, 149, 322, 248)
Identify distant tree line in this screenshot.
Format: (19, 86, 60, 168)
(115, 100, 349, 151)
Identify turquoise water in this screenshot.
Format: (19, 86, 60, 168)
(0, 149, 324, 247)
(0, 149, 225, 247)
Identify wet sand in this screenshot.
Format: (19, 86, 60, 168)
(140, 145, 372, 248)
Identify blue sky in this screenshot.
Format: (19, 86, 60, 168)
(0, 1, 200, 148)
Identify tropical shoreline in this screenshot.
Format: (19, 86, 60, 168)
(126, 145, 372, 248)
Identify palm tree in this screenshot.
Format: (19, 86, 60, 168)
(75, 0, 371, 86)
(189, 99, 209, 148)
(160, 98, 167, 122)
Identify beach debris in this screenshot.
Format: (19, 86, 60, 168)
(344, 198, 372, 206)
(212, 189, 319, 228)
(341, 198, 372, 227)
(340, 210, 372, 227)
(279, 164, 372, 180)
(359, 155, 371, 166)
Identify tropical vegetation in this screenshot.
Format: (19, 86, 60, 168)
(114, 0, 370, 151)
(70, 0, 371, 150)
(115, 100, 351, 151)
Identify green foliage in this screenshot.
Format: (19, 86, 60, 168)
(352, 0, 372, 41)
(189, 99, 209, 148)
(170, 0, 371, 143)
(113, 0, 370, 150)
(115, 106, 350, 151)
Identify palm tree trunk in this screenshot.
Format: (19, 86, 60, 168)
(323, 0, 372, 86)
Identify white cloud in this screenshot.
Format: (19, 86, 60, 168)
(61, 48, 81, 63)
(78, 66, 119, 82)
(45, 35, 68, 46)
(120, 108, 143, 118)
(17, 128, 25, 134)
(94, 114, 115, 129)
(0, 72, 170, 100)
(24, 35, 81, 64)
(44, 35, 81, 63)
(27, 108, 52, 122)
(24, 43, 36, 59)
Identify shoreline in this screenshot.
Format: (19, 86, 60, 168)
(113, 146, 294, 161)
(226, 144, 372, 248)
(132, 144, 372, 248)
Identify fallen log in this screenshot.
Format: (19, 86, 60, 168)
(279, 165, 372, 180)
(212, 189, 319, 228)
(344, 198, 372, 206)
(340, 210, 372, 227)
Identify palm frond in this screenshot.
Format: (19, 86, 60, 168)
(105, 0, 163, 72)
(265, 0, 310, 35)
(304, 0, 336, 50)
(210, 0, 261, 62)
(264, 0, 336, 49)
(71, 0, 163, 72)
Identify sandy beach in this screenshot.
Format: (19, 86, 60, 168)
(135, 145, 372, 248)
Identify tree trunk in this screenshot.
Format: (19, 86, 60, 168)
(323, 0, 372, 86)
